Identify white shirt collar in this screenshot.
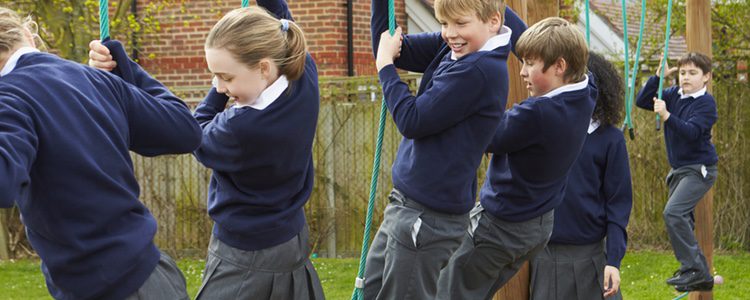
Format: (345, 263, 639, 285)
(0, 47, 40, 77)
(234, 75, 289, 110)
(540, 74, 589, 98)
(678, 86, 707, 99)
(587, 118, 600, 134)
(451, 26, 512, 61)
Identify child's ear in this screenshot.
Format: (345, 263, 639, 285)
(22, 28, 36, 48)
(554, 57, 568, 77)
(489, 11, 503, 33)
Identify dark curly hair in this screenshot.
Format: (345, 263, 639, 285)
(588, 51, 624, 127)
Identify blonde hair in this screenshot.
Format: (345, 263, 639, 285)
(434, 0, 505, 23)
(0, 7, 39, 56)
(206, 7, 307, 81)
(516, 17, 588, 83)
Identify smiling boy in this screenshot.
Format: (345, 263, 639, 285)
(363, 0, 527, 299)
(635, 52, 718, 292)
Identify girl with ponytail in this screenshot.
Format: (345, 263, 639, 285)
(90, 1, 323, 298)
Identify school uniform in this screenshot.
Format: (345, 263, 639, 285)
(635, 76, 718, 278)
(0, 44, 201, 300)
(191, 1, 324, 299)
(437, 74, 598, 300)
(530, 123, 632, 300)
(363, 3, 527, 300)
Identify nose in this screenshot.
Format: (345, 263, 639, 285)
(444, 25, 457, 39)
(215, 79, 228, 94)
(520, 65, 528, 77)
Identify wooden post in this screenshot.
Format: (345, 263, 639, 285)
(686, 1, 713, 299)
(0, 209, 9, 260)
(493, 1, 557, 299)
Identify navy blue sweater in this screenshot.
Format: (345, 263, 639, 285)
(481, 75, 597, 222)
(549, 125, 632, 268)
(0, 50, 201, 299)
(193, 0, 319, 251)
(372, 0, 526, 214)
(635, 76, 718, 168)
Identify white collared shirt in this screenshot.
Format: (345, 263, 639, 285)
(450, 26, 513, 61)
(678, 86, 707, 99)
(234, 75, 289, 110)
(587, 118, 600, 134)
(0, 47, 40, 77)
(540, 74, 590, 99)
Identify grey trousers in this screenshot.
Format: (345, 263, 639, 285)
(362, 189, 469, 300)
(664, 164, 717, 274)
(195, 226, 325, 300)
(530, 241, 623, 300)
(124, 253, 189, 300)
(436, 204, 554, 300)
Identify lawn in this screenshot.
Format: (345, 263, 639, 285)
(1, 251, 748, 299)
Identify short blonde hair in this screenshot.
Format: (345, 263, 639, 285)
(0, 7, 39, 56)
(206, 7, 307, 81)
(434, 0, 505, 23)
(516, 17, 588, 83)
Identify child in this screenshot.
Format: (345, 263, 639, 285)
(436, 17, 596, 300)
(529, 51, 632, 300)
(365, 0, 526, 298)
(91, 1, 326, 298)
(0, 7, 201, 300)
(635, 52, 718, 292)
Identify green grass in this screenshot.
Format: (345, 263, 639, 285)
(1, 252, 748, 299)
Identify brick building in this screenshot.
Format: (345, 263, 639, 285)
(133, 0, 408, 102)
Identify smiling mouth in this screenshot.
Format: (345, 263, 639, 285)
(450, 42, 467, 52)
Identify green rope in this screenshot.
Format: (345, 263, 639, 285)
(585, 0, 590, 45)
(350, 1, 395, 299)
(620, 0, 632, 138)
(656, 0, 675, 131)
(99, 0, 109, 40)
(241, 0, 249, 8)
(620, 0, 647, 140)
(673, 292, 689, 300)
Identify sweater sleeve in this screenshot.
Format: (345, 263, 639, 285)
(0, 94, 37, 207)
(377, 63, 489, 139)
(257, 0, 293, 20)
(603, 135, 633, 268)
(371, 0, 444, 73)
(663, 96, 718, 141)
(504, 7, 526, 56)
(486, 100, 540, 154)
(102, 40, 202, 156)
(192, 89, 247, 173)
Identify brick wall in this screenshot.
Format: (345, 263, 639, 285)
(134, 0, 407, 102)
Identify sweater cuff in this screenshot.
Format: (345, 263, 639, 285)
(378, 64, 400, 85)
(204, 88, 230, 111)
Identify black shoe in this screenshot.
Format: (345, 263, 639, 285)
(665, 269, 682, 284)
(675, 278, 714, 292)
(667, 270, 711, 286)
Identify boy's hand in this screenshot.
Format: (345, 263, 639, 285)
(376, 27, 403, 71)
(653, 97, 671, 121)
(656, 57, 678, 78)
(603, 265, 621, 298)
(88, 40, 117, 71)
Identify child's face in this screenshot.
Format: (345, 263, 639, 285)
(439, 11, 502, 59)
(205, 47, 269, 106)
(678, 62, 710, 95)
(520, 57, 564, 97)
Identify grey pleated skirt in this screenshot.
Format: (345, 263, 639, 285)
(530, 241, 623, 300)
(195, 226, 325, 300)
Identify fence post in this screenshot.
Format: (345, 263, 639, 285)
(325, 103, 337, 258)
(0, 209, 10, 260)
